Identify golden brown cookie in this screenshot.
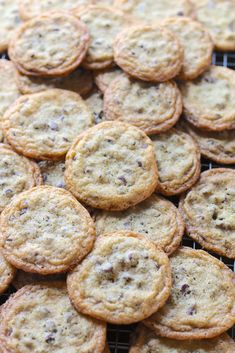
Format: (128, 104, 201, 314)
(65, 121, 158, 211)
(94, 66, 123, 93)
(38, 160, 66, 189)
(0, 284, 106, 353)
(113, 25, 183, 82)
(95, 194, 184, 255)
(182, 120, 235, 164)
(0, 144, 42, 213)
(179, 168, 235, 259)
(180, 66, 235, 131)
(9, 12, 90, 77)
(67, 231, 172, 324)
(114, 0, 194, 23)
(0, 251, 15, 294)
(77, 5, 127, 70)
(85, 89, 105, 124)
(144, 247, 235, 339)
(0, 60, 21, 122)
(192, 0, 235, 51)
(16, 68, 93, 96)
(130, 325, 235, 353)
(0, 186, 96, 274)
(162, 17, 213, 80)
(0, 0, 22, 52)
(104, 75, 182, 134)
(12, 270, 66, 290)
(151, 129, 201, 196)
(3, 89, 94, 160)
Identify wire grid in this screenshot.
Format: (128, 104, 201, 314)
(0, 52, 234, 352)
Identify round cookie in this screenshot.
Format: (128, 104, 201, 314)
(179, 168, 235, 259)
(162, 17, 213, 80)
(85, 89, 105, 124)
(3, 89, 94, 160)
(0, 144, 42, 213)
(130, 325, 235, 353)
(151, 129, 201, 196)
(12, 270, 66, 290)
(67, 231, 172, 324)
(0, 284, 106, 353)
(144, 247, 235, 339)
(94, 66, 123, 93)
(113, 25, 183, 82)
(192, 0, 235, 51)
(95, 194, 184, 255)
(114, 0, 194, 23)
(183, 120, 235, 164)
(0, 186, 96, 274)
(180, 66, 235, 131)
(77, 5, 127, 70)
(9, 12, 90, 77)
(0, 0, 22, 52)
(16, 68, 93, 96)
(65, 121, 158, 211)
(104, 75, 182, 135)
(0, 251, 15, 294)
(39, 160, 66, 188)
(0, 60, 21, 122)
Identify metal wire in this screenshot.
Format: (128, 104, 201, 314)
(0, 52, 234, 352)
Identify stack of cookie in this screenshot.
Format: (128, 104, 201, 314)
(0, 0, 234, 352)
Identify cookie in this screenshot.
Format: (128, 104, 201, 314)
(65, 121, 158, 211)
(19, 0, 95, 20)
(0, 251, 15, 294)
(0, 144, 42, 213)
(76, 5, 127, 70)
(0, 60, 21, 122)
(182, 120, 235, 164)
(95, 194, 184, 255)
(3, 89, 94, 160)
(67, 231, 171, 324)
(94, 66, 123, 93)
(16, 68, 93, 96)
(9, 12, 90, 77)
(180, 66, 235, 131)
(162, 17, 213, 80)
(39, 160, 66, 189)
(114, 0, 194, 23)
(104, 75, 182, 135)
(192, 0, 235, 51)
(12, 270, 66, 290)
(85, 89, 105, 124)
(151, 129, 201, 196)
(179, 168, 235, 259)
(0, 0, 22, 52)
(130, 325, 235, 353)
(0, 284, 106, 353)
(113, 25, 183, 82)
(0, 186, 96, 274)
(144, 247, 235, 339)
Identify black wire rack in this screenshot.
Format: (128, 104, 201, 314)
(0, 51, 234, 352)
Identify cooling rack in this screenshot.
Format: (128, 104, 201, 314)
(0, 51, 234, 352)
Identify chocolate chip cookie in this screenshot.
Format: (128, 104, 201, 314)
(0, 0, 22, 52)
(85, 89, 105, 124)
(94, 67, 123, 93)
(0, 251, 15, 294)
(38, 161, 66, 189)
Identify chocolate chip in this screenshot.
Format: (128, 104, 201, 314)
(4, 189, 13, 195)
(177, 11, 184, 16)
(204, 77, 216, 84)
(187, 304, 197, 315)
(48, 121, 59, 131)
(19, 207, 28, 216)
(118, 176, 127, 185)
(180, 284, 191, 295)
(45, 334, 55, 344)
(137, 161, 142, 167)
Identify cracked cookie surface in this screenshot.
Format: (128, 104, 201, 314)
(0, 251, 15, 294)
(0, 0, 22, 52)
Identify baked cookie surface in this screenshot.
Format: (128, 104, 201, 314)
(0, 186, 96, 274)
(144, 247, 235, 339)
(39, 160, 66, 188)
(113, 25, 183, 82)
(94, 67, 123, 93)
(0, 144, 42, 212)
(95, 194, 184, 255)
(85, 89, 105, 124)
(130, 325, 235, 353)
(65, 121, 158, 210)
(151, 129, 201, 196)
(104, 75, 182, 134)
(179, 168, 235, 259)
(180, 65, 235, 131)
(0, 0, 22, 52)
(162, 17, 213, 80)
(0, 284, 106, 353)
(67, 231, 171, 324)
(9, 12, 90, 76)
(3, 89, 94, 160)
(0, 251, 15, 294)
